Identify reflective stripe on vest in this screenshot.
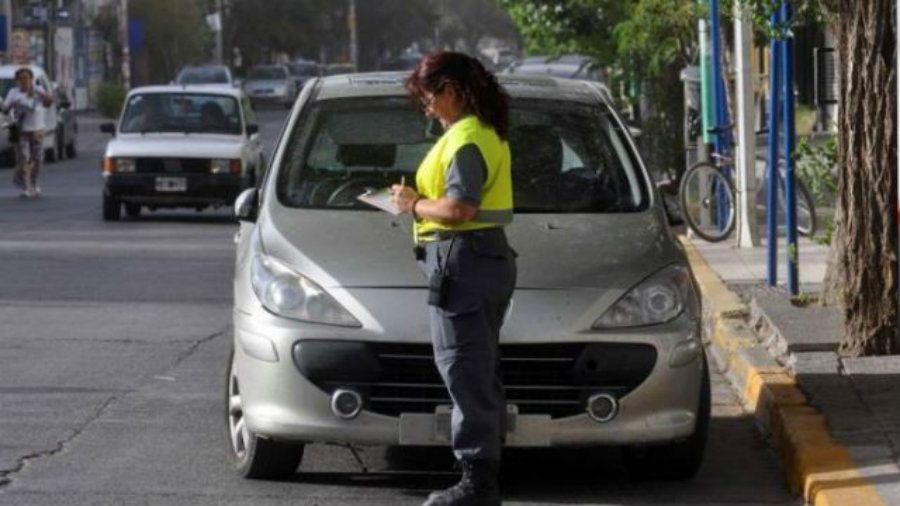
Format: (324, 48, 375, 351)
(414, 115, 513, 242)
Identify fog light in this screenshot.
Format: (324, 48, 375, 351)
(587, 393, 618, 423)
(330, 389, 362, 420)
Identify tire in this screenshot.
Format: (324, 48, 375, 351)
(124, 203, 141, 218)
(56, 131, 65, 160)
(679, 161, 736, 243)
(225, 349, 304, 480)
(622, 354, 711, 481)
(102, 193, 121, 221)
(66, 141, 76, 159)
(45, 146, 56, 163)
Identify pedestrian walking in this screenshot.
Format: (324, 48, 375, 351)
(3, 67, 53, 199)
(391, 51, 516, 506)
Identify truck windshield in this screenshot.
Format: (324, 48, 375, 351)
(119, 93, 242, 135)
(277, 97, 648, 213)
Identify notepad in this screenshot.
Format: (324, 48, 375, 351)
(357, 188, 401, 215)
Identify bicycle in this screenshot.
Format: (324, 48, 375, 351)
(678, 129, 817, 243)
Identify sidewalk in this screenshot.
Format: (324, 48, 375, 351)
(684, 235, 900, 506)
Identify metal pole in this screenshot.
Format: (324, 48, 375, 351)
(781, 1, 799, 295)
(348, 0, 358, 70)
(734, 1, 760, 247)
(709, 0, 732, 230)
(766, 13, 782, 287)
(119, 0, 130, 88)
(215, 0, 223, 65)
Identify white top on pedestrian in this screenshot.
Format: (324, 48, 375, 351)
(3, 85, 49, 132)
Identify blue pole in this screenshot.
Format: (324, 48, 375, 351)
(781, 1, 799, 295)
(708, 0, 732, 228)
(766, 13, 781, 287)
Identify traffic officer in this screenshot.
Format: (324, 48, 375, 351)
(392, 52, 516, 506)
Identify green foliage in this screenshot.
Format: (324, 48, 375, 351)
(96, 84, 127, 119)
(795, 134, 838, 245)
(728, 0, 833, 41)
(499, 0, 696, 177)
(131, 0, 211, 82)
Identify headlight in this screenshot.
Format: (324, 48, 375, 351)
(250, 252, 361, 327)
(103, 157, 135, 174)
(592, 264, 695, 329)
(210, 158, 240, 174)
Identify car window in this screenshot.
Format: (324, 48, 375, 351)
(276, 97, 648, 213)
(120, 93, 242, 135)
(249, 67, 287, 80)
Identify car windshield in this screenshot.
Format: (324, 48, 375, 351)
(249, 67, 286, 80)
(119, 93, 242, 135)
(177, 68, 229, 84)
(277, 97, 647, 213)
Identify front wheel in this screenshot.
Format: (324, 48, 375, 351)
(622, 355, 711, 480)
(679, 161, 736, 243)
(225, 349, 304, 480)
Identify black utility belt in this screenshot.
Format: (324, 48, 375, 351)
(416, 227, 505, 243)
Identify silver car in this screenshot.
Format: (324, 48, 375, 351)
(227, 73, 709, 480)
(243, 65, 297, 109)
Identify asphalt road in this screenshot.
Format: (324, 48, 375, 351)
(0, 108, 800, 505)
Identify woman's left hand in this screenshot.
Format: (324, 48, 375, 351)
(390, 185, 420, 214)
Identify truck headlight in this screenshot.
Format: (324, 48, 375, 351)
(250, 252, 360, 327)
(592, 264, 695, 329)
(104, 157, 135, 174)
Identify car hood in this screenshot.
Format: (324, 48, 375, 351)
(106, 133, 245, 159)
(261, 207, 681, 292)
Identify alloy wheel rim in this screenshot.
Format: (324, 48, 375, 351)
(228, 373, 249, 459)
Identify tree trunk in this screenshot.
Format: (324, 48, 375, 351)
(829, 0, 899, 356)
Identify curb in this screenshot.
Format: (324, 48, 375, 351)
(679, 237, 886, 506)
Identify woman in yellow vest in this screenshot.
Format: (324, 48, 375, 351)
(391, 52, 515, 506)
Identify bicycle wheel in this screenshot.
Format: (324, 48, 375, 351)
(756, 173, 818, 238)
(679, 161, 736, 243)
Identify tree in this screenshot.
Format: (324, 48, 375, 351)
(130, 0, 211, 83)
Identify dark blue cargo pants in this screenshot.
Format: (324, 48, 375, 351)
(418, 228, 517, 462)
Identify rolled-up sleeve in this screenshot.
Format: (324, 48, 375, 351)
(444, 143, 487, 205)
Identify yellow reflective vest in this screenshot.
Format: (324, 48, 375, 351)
(414, 115, 513, 242)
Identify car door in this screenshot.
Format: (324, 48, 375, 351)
(241, 95, 263, 184)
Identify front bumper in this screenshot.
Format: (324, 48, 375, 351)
(232, 308, 704, 448)
(104, 173, 250, 207)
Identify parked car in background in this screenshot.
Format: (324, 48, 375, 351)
(53, 87, 78, 161)
(503, 54, 605, 82)
(287, 59, 320, 90)
(226, 72, 709, 481)
(175, 65, 237, 87)
(322, 62, 356, 76)
(243, 65, 297, 108)
(0, 64, 64, 163)
(99, 84, 265, 221)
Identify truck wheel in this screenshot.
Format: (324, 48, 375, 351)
(225, 349, 304, 480)
(622, 354, 711, 481)
(102, 193, 121, 221)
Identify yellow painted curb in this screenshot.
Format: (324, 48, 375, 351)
(679, 237, 886, 506)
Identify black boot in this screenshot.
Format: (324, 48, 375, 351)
(422, 459, 501, 506)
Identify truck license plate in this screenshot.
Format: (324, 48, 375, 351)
(155, 177, 187, 192)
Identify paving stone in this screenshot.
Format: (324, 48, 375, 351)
(792, 351, 840, 375)
(750, 287, 842, 353)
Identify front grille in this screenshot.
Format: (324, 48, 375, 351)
(293, 342, 657, 419)
(135, 157, 210, 174)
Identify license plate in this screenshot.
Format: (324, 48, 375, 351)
(155, 177, 186, 192)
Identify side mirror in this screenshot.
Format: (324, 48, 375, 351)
(234, 188, 259, 222)
(100, 122, 116, 135)
(246, 123, 259, 136)
(655, 179, 684, 226)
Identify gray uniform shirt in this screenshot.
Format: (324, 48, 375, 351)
(444, 143, 487, 205)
